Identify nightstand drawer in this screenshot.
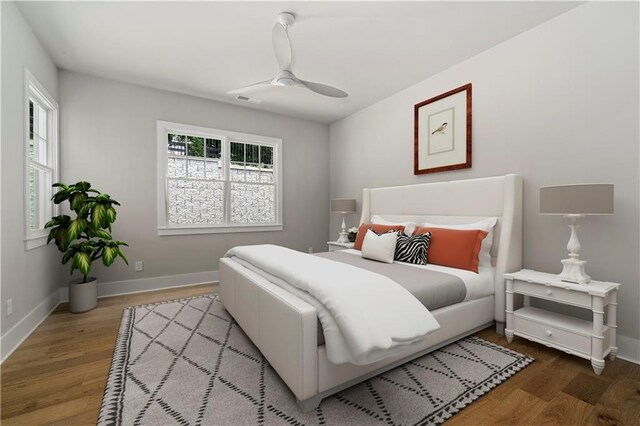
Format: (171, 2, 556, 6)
(513, 280, 591, 308)
(514, 311, 591, 356)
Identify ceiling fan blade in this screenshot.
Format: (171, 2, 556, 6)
(272, 22, 292, 71)
(299, 80, 348, 98)
(227, 80, 273, 95)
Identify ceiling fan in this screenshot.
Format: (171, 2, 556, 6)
(228, 12, 348, 99)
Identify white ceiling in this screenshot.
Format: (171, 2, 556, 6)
(18, 1, 580, 124)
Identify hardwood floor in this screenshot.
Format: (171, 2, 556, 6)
(1, 285, 639, 425)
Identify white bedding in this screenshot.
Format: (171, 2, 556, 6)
(340, 249, 495, 302)
(225, 245, 440, 365)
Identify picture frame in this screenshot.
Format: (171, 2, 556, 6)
(414, 83, 472, 175)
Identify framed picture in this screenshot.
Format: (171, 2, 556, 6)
(414, 83, 472, 175)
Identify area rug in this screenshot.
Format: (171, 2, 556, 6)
(98, 294, 533, 425)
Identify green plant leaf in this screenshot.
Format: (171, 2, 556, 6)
(75, 181, 92, 192)
(61, 250, 74, 264)
(69, 192, 88, 212)
(87, 228, 112, 240)
(91, 204, 109, 229)
(107, 207, 117, 223)
(52, 190, 72, 205)
(117, 247, 129, 265)
(73, 252, 92, 276)
(67, 218, 87, 241)
(102, 246, 117, 266)
(51, 227, 70, 251)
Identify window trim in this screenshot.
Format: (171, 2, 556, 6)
(24, 69, 59, 250)
(156, 120, 283, 235)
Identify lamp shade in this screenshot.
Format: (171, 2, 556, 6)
(331, 199, 356, 213)
(539, 184, 614, 215)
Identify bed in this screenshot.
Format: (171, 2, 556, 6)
(219, 174, 523, 411)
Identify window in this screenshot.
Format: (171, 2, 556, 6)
(24, 70, 59, 250)
(157, 121, 282, 235)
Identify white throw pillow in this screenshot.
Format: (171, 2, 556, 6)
(420, 218, 498, 267)
(361, 229, 398, 263)
(371, 215, 416, 236)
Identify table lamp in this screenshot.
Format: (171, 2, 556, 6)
(539, 184, 614, 284)
(331, 199, 356, 243)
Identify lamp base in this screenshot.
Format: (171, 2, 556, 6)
(559, 257, 591, 284)
(337, 231, 349, 244)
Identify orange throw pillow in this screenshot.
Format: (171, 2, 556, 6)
(413, 226, 488, 273)
(354, 224, 405, 250)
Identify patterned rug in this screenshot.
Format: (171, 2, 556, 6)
(98, 295, 533, 425)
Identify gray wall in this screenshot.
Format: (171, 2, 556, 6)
(1, 2, 61, 336)
(58, 71, 330, 285)
(329, 2, 639, 356)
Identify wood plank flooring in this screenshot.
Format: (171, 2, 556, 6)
(2, 285, 639, 425)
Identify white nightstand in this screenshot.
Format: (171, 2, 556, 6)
(504, 269, 619, 375)
(327, 241, 355, 252)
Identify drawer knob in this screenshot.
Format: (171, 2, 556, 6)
(545, 330, 553, 337)
(546, 290, 553, 295)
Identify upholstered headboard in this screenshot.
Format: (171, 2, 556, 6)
(359, 174, 523, 325)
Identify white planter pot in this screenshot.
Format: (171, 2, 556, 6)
(68, 277, 98, 313)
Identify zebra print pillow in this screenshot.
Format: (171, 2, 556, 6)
(394, 232, 431, 265)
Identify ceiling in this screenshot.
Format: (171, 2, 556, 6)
(18, 1, 580, 124)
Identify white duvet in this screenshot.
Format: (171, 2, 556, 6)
(224, 244, 440, 365)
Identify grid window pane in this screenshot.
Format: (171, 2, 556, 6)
(260, 164, 274, 183)
(260, 146, 273, 165)
(167, 157, 187, 178)
(230, 142, 244, 162)
(187, 136, 204, 158)
(246, 165, 260, 182)
(230, 162, 245, 182)
(167, 179, 224, 225)
(28, 165, 51, 230)
(246, 144, 259, 164)
(205, 160, 222, 180)
(29, 135, 47, 164)
(230, 183, 276, 224)
(168, 133, 186, 156)
(37, 104, 47, 140)
(206, 139, 221, 159)
(188, 158, 205, 179)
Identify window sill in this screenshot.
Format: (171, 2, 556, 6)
(24, 235, 48, 250)
(158, 224, 283, 236)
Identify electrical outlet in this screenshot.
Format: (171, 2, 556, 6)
(6, 299, 12, 316)
(308, 247, 313, 254)
(135, 261, 144, 272)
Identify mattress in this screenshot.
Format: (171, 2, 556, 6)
(313, 249, 495, 346)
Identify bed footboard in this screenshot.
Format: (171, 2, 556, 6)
(219, 258, 319, 402)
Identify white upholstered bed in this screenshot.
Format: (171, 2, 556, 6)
(219, 174, 523, 411)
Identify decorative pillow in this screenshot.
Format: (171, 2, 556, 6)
(371, 215, 416, 236)
(394, 232, 431, 265)
(354, 223, 405, 250)
(414, 227, 488, 273)
(361, 229, 398, 264)
(419, 218, 497, 267)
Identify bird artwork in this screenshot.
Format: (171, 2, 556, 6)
(431, 122, 448, 135)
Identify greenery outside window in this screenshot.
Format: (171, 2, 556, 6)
(157, 121, 283, 235)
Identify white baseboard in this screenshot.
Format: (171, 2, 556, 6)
(58, 270, 218, 302)
(617, 334, 640, 364)
(1, 270, 218, 364)
(0, 289, 61, 363)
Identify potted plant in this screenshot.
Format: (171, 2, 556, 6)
(45, 181, 128, 313)
(347, 227, 358, 243)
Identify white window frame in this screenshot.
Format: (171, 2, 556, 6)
(157, 120, 283, 235)
(24, 69, 59, 250)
